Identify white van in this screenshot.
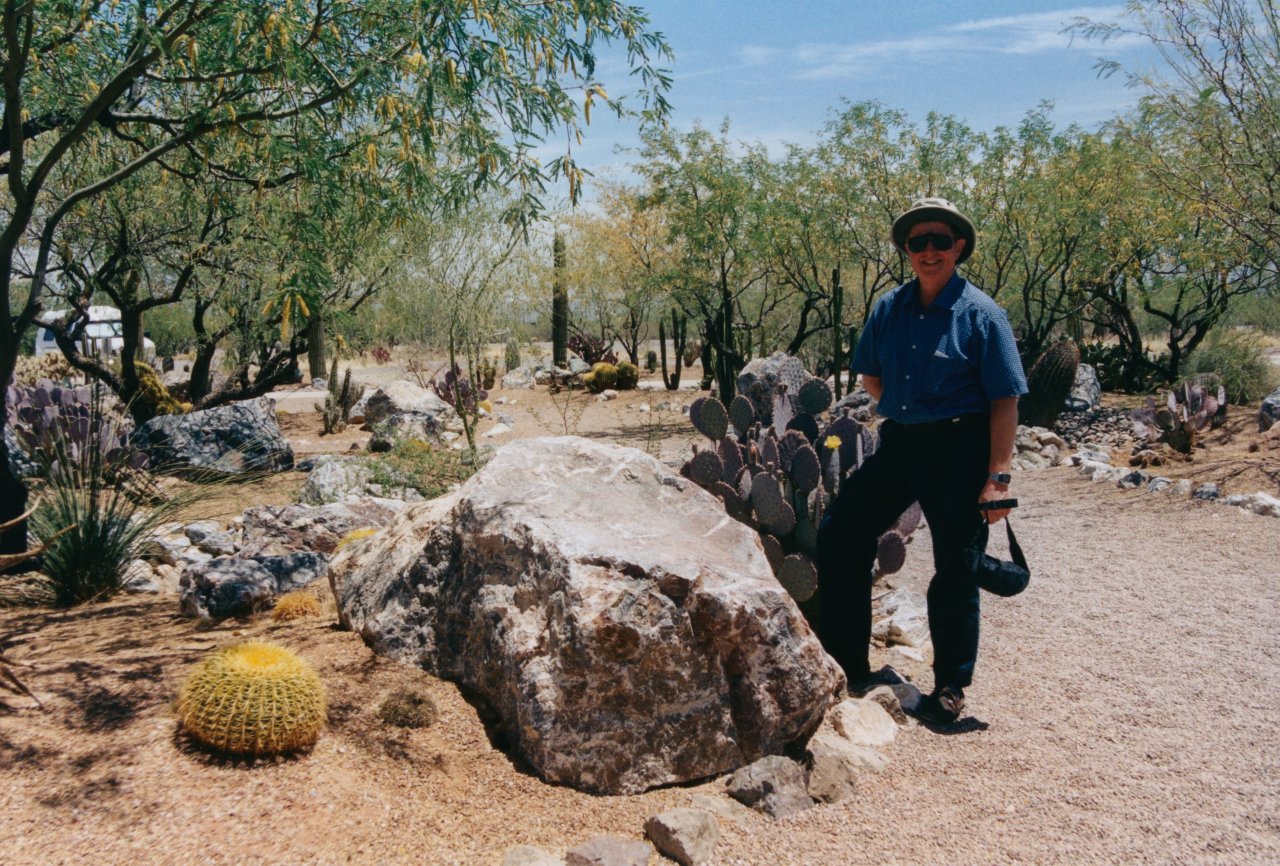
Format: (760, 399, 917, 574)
(35, 306, 156, 361)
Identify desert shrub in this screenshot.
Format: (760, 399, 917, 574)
(370, 346, 392, 365)
(378, 685, 438, 728)
(568, 334, 616, 365)
(25, 394, 176, 606)
(1187, 332, 1278, 404)
(272, 590, 322, 622)
(177, 641, 326, 756)
(374, 438, 479, 500)
(505, 337, 522, 372)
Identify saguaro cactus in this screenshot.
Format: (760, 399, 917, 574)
(659, 307, 687, 391)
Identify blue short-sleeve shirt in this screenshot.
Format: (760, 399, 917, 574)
(851, 274, 1027, 424)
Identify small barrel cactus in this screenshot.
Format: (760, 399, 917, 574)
(177, 641, 326, 756)
(615, 361, 640, 390)
(583, 362, 618, 393)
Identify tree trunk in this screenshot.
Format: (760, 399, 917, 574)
(307, 313, 326, 380)
(0, 426, 30, 572)
(552, 232, 568, 367)
(831, 266, 844, 400)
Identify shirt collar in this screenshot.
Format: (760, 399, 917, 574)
(904, 272, 966, 311)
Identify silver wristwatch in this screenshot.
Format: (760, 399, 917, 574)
(988, 472, 1011, 484)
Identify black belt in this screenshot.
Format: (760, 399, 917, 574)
(891, 413, 988, 433)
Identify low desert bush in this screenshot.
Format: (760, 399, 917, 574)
(1188, 332, 1278, 404)
(378, 685, 438, 729)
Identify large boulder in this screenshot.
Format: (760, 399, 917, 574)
(238, 498, 409, 556)
(179, 552, 328, 619)
(1260, 385, 1280, 432)
(367, 410, 447, 451)
(131, 397, 293, 475)
(1065, 363, 1103, 412)
(332, 436, 842, 794)
(299, 455, 426, 505)
(736, 353, 808, 425)
(357, 381, 461, 431)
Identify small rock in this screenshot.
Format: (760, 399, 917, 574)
(637, 404, 650, 413)
(565, 835, 653, 866)
(687, 793, 754, 826)
(863, 685, 910, 725)
(644, 809, 718, 866)
(725, 755, 812, 819)
(1172, 479, 1195, 496)
(502, 845, 562, 866)
(600, 389, 618, 401)
(1072, 448, 1111, 466)
(829, 697, 898, 748)
(1117, 470, 1149, 490)
(1192, 483, 1220, 501)
(888, 681, 923, 715)
(1146, 476, 1174, 493)
(804, 728, 887, 803)
(481, 423, 512, 439)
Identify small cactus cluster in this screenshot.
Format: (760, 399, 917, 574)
(583, 362, 618, 393)
(681, 359, 919, 606)
(1130, 376, 1228, 454)
(476, 358, 497, 390)
(1020, 339, 1080, 429)
(176, 641, 326, 756)
(315, 356, 364, 435)
(505, 337, 522, 372)
(615, 361, 639, 390)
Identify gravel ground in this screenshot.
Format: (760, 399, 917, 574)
(2, 395, 1278, 864)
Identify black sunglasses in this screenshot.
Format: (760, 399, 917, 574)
(905, 232, 955, 253)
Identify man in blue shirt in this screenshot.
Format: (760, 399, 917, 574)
(816, 197, 1028, 724)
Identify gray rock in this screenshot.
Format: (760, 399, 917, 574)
(1172, 479, 1195, 496)
(238, 498, 407, 556)
(1072, 448, 1112, 466)
(1146, 476, 1174, 493)
(122, 559, 160, 594)
(828, 697, 898, 748)
(184, 521, 237, 556)
(179, 557, 277, 619)
(1259, 386, 1280, 432)
(140, 532, 191, 565)
(736, 353, 808, 426)
(1064, 363, 1102, 412)
(872, 587, 930, 649)
(367, 410, 447, 451)
(1193, 482, 1221, 501)
(501, 367, 536, 390)
(863, 685, 910, 725)
(502, 845, 562, 866)
(568, 357, 592, 375)
(359, 381, 460, 430)
(687, 793, 755, 827)
(251, 551, 328, 593)
(565, 836, 652, 866)
(1118, 470, 1149, 490)
(131, 397, 293, 475)
(725, 755, 813, 818)
(1225, 491, 1280, 518)
(333, 436, 841, 795)
(481, 422, 512, 438)
(644, 809, 718, 866)
(804, 728, 887, 803)
(299, 455, 425, 505)
(4, 426, 40, 479)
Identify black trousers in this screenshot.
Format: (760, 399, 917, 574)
(816, 416, 990, 689)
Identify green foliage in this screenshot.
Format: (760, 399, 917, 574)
(1187, 332, 1278, 404)
(177, 642, 326, 757)
(372, 439, 479, 501)
(379, 686, 439, 729)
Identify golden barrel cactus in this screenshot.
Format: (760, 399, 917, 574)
(177, 641, 326, 756)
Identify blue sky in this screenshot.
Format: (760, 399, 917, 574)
(565, 1, 1164, 184)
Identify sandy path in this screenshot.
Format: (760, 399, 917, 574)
(2, 467, 1278, 865)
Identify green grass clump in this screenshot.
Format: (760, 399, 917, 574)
(372, 438, 478, 500)
(378, 685, 438, 729)
(1188, 332, 1278, 404)
(177, 641, 326, 756)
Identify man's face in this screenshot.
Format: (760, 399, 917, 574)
(905, 220, 965, 288)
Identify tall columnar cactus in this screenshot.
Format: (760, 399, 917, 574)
(177, 641, 326, 756)
(659, 307, 687, 391)
(1019, 339, 1080, 429)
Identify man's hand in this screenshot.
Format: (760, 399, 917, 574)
(978, 478, 1011, 523)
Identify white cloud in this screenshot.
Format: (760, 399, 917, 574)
(759, 3, 1148, 81)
